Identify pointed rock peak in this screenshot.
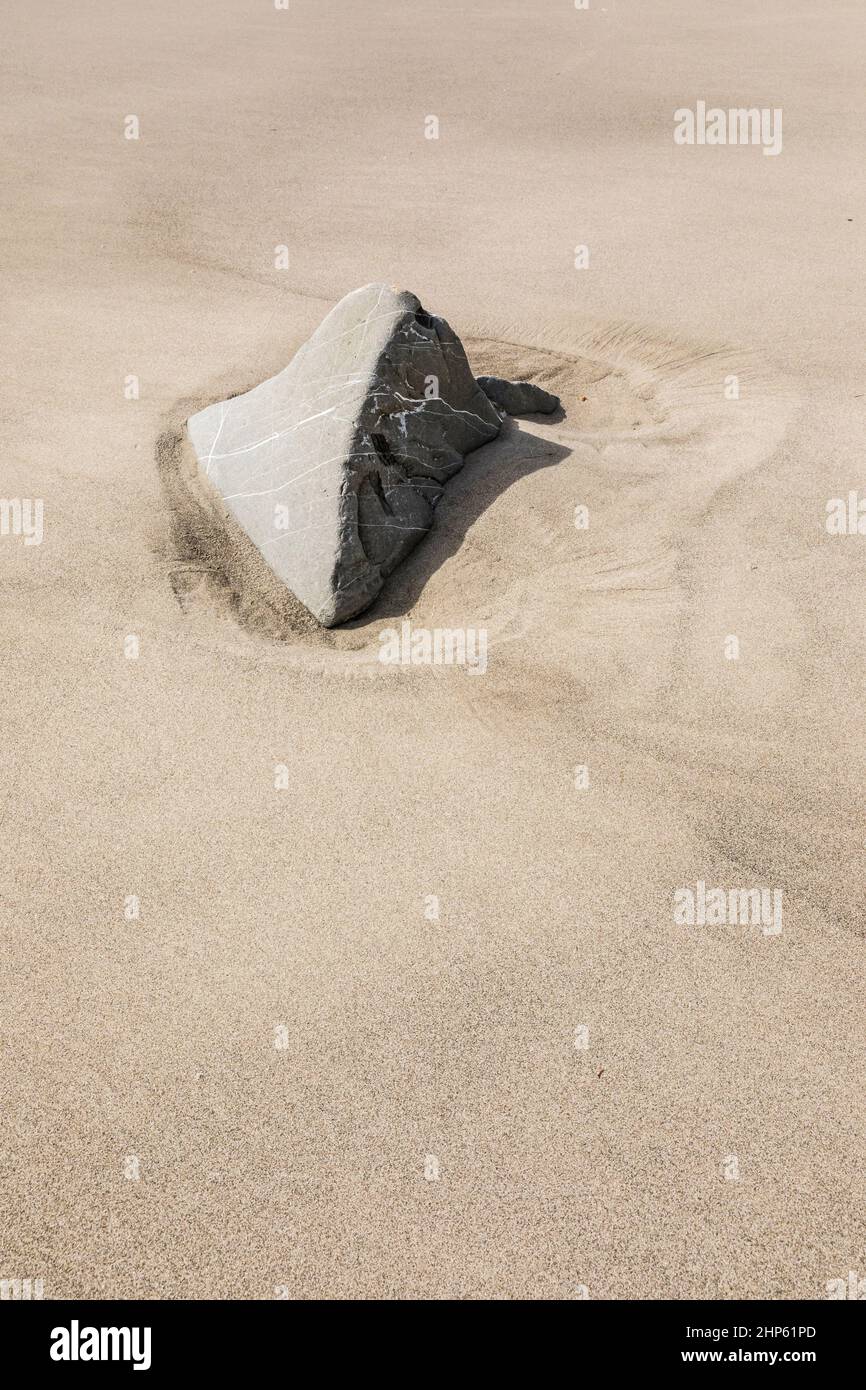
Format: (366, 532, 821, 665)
(185, 284, 558, 627)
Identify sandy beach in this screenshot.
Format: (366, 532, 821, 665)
(2, 0, 865, 1299)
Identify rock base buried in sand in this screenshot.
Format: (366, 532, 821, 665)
(185, 283, 553, 627)
(477, 376, 560, 416)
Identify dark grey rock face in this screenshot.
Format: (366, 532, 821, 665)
(477, 376, 560, 416)
(186, 284, 502, 626)
(185, 283, 558, 627)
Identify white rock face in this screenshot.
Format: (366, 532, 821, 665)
(185, 283, 502, 626)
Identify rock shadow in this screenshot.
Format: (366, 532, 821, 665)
(348, 416, 571, 628)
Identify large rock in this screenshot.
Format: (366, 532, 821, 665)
(185, 284, 503, 626)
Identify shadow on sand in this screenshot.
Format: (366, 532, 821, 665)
(347, 414, 570, 629)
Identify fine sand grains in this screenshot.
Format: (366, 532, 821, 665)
(1, 0, 865, 1300)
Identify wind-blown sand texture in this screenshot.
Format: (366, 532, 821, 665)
(1, 0, 864, 1300)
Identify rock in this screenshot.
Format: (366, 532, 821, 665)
(185, 283, 502, 626)
(477, 376, 560, 416)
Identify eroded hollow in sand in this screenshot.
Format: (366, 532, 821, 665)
(156, 338, 660, 649)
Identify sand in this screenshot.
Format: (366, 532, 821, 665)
(1, 0, 864, 1300)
